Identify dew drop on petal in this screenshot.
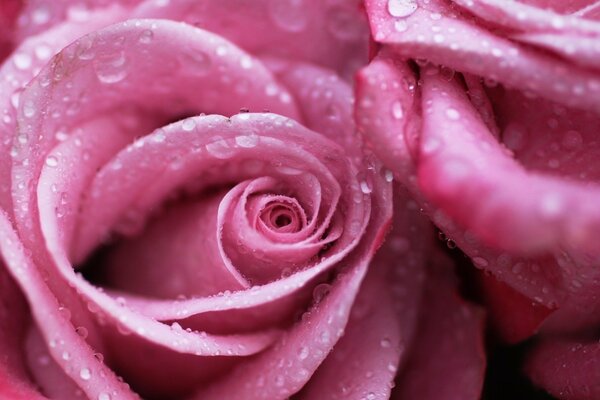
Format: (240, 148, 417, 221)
(235, 135, 258, 148)
(445, 108, 460, 120)
(13, 53, 32, 70)
(391, 101, 404, 119)
(45, 156, 58, 167)
(561, 130, 583, 150)
(79, 367, 91, 380)
(181, 118, 196, 132)
(387, 0, 417, 18)
(93, 51, 128, 84)
(138, 29, 154, 44)
(297, 346, 309, 360)
(98, 393, 111, 400)
(268, 0, 309, 32)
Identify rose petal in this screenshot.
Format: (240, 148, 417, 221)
(0, 264, 46, 399)
(0, 210, 137, 400)
(525, 338, 600, 400)
(477, 272, 554, 344)
(103, 191, 247, 299)
(298, 188, 429, 400)
(0, 5, 129, 221)
(418, 70, 600, 258)
(132, 0, 369, 78)
(355, 50, 420, 185)
(392, 255, 486, 400)
(24, 326, 84, 399)
(365, 0, 600, 112)
(190, 252, 370, 399)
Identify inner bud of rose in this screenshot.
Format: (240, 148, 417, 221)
(257, 198, 304, 233)
(65, 114, 361, 301)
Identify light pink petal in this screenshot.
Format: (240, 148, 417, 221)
(298, 188, 429, 399)
(103, 192, 247, 299)
(0, 211, 138, 400)
(0, 5, 129, 221)
(354, 50, 420, 185)
(418, 70, 600, 258)
(191, 255, 370, 400)
(133, 0, 369, 78)
(12, 19, 300, 260)
(14, 0, 140, 41)
(392, 256, 486, 400)
(365, 0, 600, 112)
(24, 326, 84, 399)
(265, 58, 359, 153)
(451, 0, 600, 34)
(525, 338, 600, 400)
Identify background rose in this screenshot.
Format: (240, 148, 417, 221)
(0, 1, 488, 399)
(360, 0, 600, 399)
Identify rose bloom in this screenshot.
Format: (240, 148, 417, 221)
(359, 0, 600, 399)
(0, 1, 488, 399)
(0, 0, 594, 400)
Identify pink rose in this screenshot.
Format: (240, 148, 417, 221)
(0, 1, 487, 399)
(360, 0, 600, 399)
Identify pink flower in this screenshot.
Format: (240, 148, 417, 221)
(360, 0, 600, 399)
(0, 1, 486, 399)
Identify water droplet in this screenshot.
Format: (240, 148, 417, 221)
(503, 123, 527, 151)
(383, 169, 394, 182)
(326, 5, 365, 40)
(138, 29, 154, 44)
(268, 0, 309, 32)
(32, 6, 51, 25)
(473, 257, 488, 268)
(380, 338, 391, 348)
(45, 156, 58, 167)
(240, 56, 253, 69)
(423, 138, 441, 154)
(206, 140, 234, 159)
(13, 53, 32, 70)
(394, 20, 408, 32)
(79, 367, 91, 380)
(366, 392, 376, 400)
(181, 118, 196, 132)
(34, 43, 52, 60)
(298, 346, 309, 360)
(312, 283, 331, 303)
(561, 130, 583, 150)
(445, 108, 460, 120)
(98, 393, 111, 400)
(235, 135, 259, 148)
(62, 351, 71, 360)
(93, 51, 128, 84)
(360, 181, 372, 194)
(23, 101, 36, 118)
(387, 0, 417, 18)
(391, 101, 404, 119)
(75, 326, 88, 339)
(181, 50, 212, 75)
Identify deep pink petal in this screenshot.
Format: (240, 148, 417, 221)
(0, 264, 46, 399)
(525, 338, 600, 400)
(392, 255, 486, 400)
